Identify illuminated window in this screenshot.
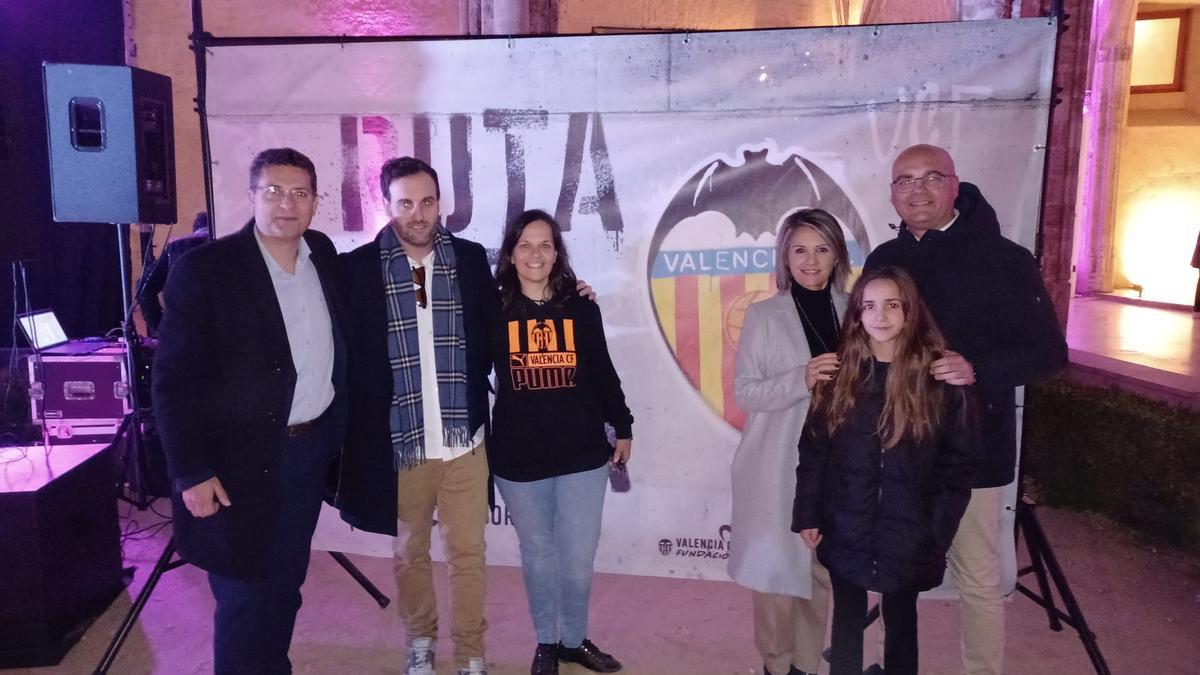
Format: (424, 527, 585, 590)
(1131, 10, 1189, 93)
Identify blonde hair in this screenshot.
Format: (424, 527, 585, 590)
(773, 208, 851, 292)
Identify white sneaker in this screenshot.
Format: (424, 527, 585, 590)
(405, 637, 435, 675)
(457, 656, 487, 674)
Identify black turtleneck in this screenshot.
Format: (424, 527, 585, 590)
(790, 282, 840, 356)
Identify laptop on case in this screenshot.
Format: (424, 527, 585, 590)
(17, 309, 110, 356)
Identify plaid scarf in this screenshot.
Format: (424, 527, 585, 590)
(379, 224, 470, 469)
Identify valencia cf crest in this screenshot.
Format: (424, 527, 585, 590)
(646, 147, 869, 430)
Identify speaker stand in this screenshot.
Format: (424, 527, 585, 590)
(114, 223, 155, 508)
(93, 537, 184, 674)
(1014, 494, 1111, 674)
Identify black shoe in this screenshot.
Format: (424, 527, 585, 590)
(531, 643, 559, 675)
(557, 639, 622, 673)
(863, 665, 885, 675)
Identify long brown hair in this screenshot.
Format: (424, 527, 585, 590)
(813, 266, 947, 448)
(495, 209, 578, 311)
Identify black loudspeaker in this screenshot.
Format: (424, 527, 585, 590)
(0, 444, 124, 667)
(43, 63, 176, 224)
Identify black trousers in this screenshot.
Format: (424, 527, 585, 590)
(829, 574, 920, 675)
(207, 416, 337, 675)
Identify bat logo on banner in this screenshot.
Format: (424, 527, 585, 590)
(646, 148, 869, 430)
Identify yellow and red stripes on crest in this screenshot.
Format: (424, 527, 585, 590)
(652, 272, 771, 430)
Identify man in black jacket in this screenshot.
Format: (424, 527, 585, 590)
(153, 148, 347, 674)
(863, 144, 1067, 674)
(138, 211, 210, 336)
(335, 157, 497, 675)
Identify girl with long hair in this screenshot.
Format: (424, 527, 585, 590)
(491, 209, 633, 675)
(791, 266, 976, 675)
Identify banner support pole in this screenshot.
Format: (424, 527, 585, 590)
(189, 0, 215, 239)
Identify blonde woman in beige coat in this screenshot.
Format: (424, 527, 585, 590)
(729, 208, 851, 675)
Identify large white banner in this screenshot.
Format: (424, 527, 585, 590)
(205, 20, 1056, 592)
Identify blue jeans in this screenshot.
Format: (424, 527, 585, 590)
(495, 464, 609, 648)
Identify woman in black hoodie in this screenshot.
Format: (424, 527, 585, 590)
(490, 209, 634, 675)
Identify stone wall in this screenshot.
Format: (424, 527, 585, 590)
(1040, 0, 1094, 325)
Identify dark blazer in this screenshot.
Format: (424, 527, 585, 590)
(152, 221, 347, 580)
(334, 232, 497, 535)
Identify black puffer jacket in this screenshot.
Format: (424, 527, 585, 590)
(792, 361, 977, 593)
(864, 183, 1067, 487)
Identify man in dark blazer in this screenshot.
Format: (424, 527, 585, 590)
(153, 148, 347, 674)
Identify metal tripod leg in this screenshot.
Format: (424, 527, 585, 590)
(1014, 499, 1112, 675)
(94, 536, 185, 675)
(1015, 502, 1063, 631)
(92, 541, 388, 673)
(328, 551, 391, 608)
(862, 601, 881, 629)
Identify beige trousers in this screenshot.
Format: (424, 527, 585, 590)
(393, 446, 490, 667)
(752, 561, 832, 675)
(948, 486, 1007, 674)
(875, 486, 1007, 674)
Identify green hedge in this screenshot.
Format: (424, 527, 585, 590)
(1023, 376, 1200, 551)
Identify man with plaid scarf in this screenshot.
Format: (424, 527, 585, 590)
(336, 157, 497, 675)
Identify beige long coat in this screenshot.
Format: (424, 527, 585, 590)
(727, 288, 847, 596)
